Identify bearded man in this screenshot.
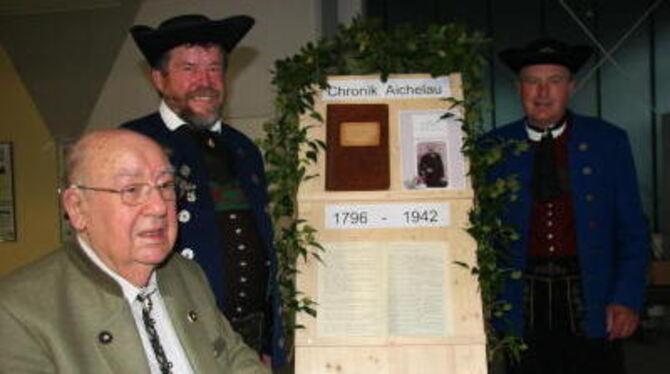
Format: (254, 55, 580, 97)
(122, 14, 286, 369)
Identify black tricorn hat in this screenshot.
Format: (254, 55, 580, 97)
(499, 38, 593, 74)
(130, 14, 254, 67)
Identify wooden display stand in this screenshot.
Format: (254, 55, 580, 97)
(295, 74, 486, 374)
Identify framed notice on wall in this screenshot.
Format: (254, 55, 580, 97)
(0, 142, 16, 242)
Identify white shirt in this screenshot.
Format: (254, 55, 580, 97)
(78, 236, 195, 374)
(159, 100, 222, 134)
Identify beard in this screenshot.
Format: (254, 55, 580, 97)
(179, 105, 222, 130)
(167, 87, 223, 130)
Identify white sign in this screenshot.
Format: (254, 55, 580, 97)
(322, 76, 451, 101)
(317, 241, 451, 337)
(325, 202, 450, 229)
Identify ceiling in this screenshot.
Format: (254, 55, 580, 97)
(0, 0, 120, 16)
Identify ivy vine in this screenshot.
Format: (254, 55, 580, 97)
(259, 17, 524, 363)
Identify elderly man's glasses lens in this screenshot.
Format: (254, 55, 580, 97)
(69, 180, 181, 206)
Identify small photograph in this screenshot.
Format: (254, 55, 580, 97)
(416, 141, 448, 188)
(399, 110, 465, 191)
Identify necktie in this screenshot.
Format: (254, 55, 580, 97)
(177, 124, 235, 180)
(531, 130, 562, 201)
(137, 292, 173, 374)
(178, 124, 216, 149)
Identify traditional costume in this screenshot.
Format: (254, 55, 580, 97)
(488, 38, 650, 374)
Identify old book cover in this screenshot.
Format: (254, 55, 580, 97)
(325, 104, 390, 190)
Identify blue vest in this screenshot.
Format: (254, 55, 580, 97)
(123, 113, 287, 368)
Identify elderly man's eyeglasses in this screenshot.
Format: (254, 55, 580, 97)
(68, 180, 181, 206)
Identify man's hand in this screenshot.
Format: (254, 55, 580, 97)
(606, 304, 639, 340)
(261, 354, 272, 367)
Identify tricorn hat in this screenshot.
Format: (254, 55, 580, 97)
(499, 38, 593, 74)
(130, 14, 254, 67)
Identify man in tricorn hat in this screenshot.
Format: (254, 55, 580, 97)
(487, 38, 650, 373)
(121, 14, 286, 369)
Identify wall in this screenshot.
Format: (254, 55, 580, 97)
(0, 45, 60, 276)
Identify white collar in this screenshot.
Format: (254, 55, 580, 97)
(158, 100, 222, 134)
(525, 120, 567, 142)
(77, 236, 158, 304)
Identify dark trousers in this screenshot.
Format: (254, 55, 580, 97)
(507, 331, 626, 374)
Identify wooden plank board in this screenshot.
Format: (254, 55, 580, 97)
(295, 73, 486, 374)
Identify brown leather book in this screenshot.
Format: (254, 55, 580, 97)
(325, 104, 390, 190)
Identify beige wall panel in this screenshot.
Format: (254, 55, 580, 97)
(0, 45, 60, 275)
(295, 74, 485, 373)
(452, 344, 487, 374)
(296, 345, 463, 374)
(388, 345, 452, 374)
(296, 344, 486, 374)
(296, 346, 390, 373)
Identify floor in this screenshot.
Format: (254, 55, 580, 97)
(625, 308, 670, 374)
(625, 335, 670, 374)
(486, 307, 670, 374)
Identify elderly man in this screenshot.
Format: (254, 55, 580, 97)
(0, 129, 269, 374)
(121, 14, 286, 368)
(487, 38, 650, 373)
